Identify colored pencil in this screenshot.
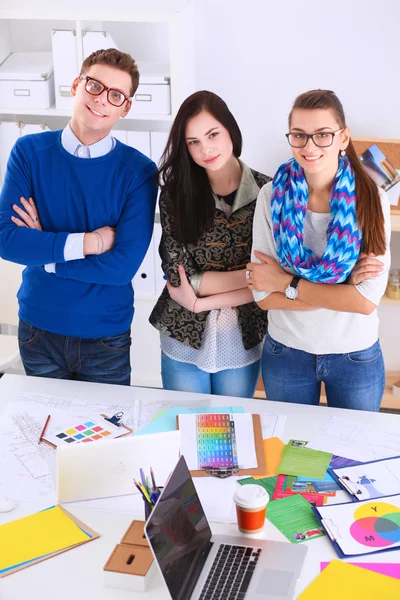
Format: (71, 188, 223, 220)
(38, 414, 51, 444)
(133, 479, 153, 506)
(150, 467, 157, 491)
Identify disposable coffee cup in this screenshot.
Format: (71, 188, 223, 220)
(233, 485, 269, 534)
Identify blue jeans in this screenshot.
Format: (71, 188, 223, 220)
(18, 319, 131, 386)
(261, 333, 385, 412)
(161, 352, 261, 398)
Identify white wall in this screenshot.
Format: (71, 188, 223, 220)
(193, 0, 400, 370)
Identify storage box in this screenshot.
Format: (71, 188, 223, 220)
(132, 62, 171, 116)
(51, 29, 78, 111)
(82, 30, 118, 60)
(104, 520, 156, 592)
(0, 52, 55, 109)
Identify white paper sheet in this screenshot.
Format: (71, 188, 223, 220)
(333, 457, 400, 501)
(306, 416, 400, 462)
(179, 413, 257, 471)
(193, 476, 238, 524)
(260, 414, 286, 440)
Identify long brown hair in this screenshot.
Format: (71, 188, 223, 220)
(289, 90, 386, 256)
(158, 91, 242, 245)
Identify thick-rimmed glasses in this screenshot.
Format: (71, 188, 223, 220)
(286, 129, 344, 148)
(80, 75, 132, 107)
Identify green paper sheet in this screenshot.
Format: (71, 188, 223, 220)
(238, 476, 277, 500)
(267, 495, 325, 544)
(277, 440, 332, 479)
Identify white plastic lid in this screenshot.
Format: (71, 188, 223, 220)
(233, 484, 269, 510)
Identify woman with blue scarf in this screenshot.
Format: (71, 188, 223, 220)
(247, 89, 391, 411)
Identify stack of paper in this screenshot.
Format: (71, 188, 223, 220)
(298, 560, 400, 599)
(0, 505, 99, 577)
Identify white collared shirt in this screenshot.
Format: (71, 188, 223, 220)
(45, 124, 116, 273)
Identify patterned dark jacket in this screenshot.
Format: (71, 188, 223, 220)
(149, 162, 271, 350)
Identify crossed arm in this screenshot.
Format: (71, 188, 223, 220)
(0, 141, 157, 285)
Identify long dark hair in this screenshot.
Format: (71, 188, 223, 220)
(289, 90, 386, 256)
(158, 91, 242, 244)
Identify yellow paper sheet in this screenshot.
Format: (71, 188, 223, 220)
(0, 505, 91, 571)
(254, 437, 284, 479)
(298, 560, 400, 600)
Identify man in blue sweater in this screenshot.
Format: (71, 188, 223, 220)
(0, 49, 158, 385)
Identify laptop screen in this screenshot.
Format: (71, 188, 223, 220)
(146, 455, 212, 600)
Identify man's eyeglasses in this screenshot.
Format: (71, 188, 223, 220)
(286, 129, 344, 148)
(80, 75, 132, 107)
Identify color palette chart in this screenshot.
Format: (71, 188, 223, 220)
(350, 501, 400, 548)
(55, 420, 112, 444)
(42, 419, 116, 448)
(196, 413, 238, 469)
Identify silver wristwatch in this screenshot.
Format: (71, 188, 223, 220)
(285, 276, 300, 300)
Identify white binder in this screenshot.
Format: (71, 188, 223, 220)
(150, 131, 168, 166)
(82, 31, 118, 60)
(153, 221, 167, 296)
(126, 131, 151, 157)
(133, 236, 156, 296)
(51, 29, 79, 110)
(20, 123, 51, 137)
(0, 122, 21, 189)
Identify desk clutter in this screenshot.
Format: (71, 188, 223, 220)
(3, 388, 400, 598)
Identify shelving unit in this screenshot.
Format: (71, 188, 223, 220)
(0, 106, 173, 121)
(0, 1, 195, 388)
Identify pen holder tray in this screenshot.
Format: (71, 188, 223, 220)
(144, 487, 163, 520)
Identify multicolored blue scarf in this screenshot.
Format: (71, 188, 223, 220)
(270, 156, 361, 283)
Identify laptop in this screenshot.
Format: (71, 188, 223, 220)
(56, 430, 180, 503)
(145, 455, 307, 600)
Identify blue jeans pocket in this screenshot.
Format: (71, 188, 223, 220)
(18, 320, 40, 346)
(264, 333, 286, 356)
(346, 341, 382, 365)
(99, 330, 131, 353)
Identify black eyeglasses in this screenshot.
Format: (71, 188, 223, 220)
(80, 75, 132, 107)
(286, 129, 344, 148)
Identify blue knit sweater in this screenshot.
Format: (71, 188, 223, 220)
(0, 130, 157, 337)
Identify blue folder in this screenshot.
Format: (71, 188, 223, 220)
(312, 493, 400, 559)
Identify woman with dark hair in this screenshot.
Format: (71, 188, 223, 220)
(247, 89, 391, 411)
(149, 91, 270, 396)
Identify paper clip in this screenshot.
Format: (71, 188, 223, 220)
(338, 476, 362, 497)
(203, 467, 239, 479)
(321, 518, 336, 542)
(104, 411, 124, 427)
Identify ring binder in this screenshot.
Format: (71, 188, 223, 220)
(320, 518, 336, 542)
(203, 466, 240, 479)
(338, 476, 362, 497)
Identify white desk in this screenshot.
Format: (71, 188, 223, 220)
(1, 374, 400, 599)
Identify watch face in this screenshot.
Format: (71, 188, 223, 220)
(285, 285, 299, 300)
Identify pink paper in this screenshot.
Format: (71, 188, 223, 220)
(321, 561, 400, 579)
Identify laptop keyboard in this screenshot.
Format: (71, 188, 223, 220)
(199, 543, 262, 600)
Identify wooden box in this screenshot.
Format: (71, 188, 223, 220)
(104, 519, 156, 592)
